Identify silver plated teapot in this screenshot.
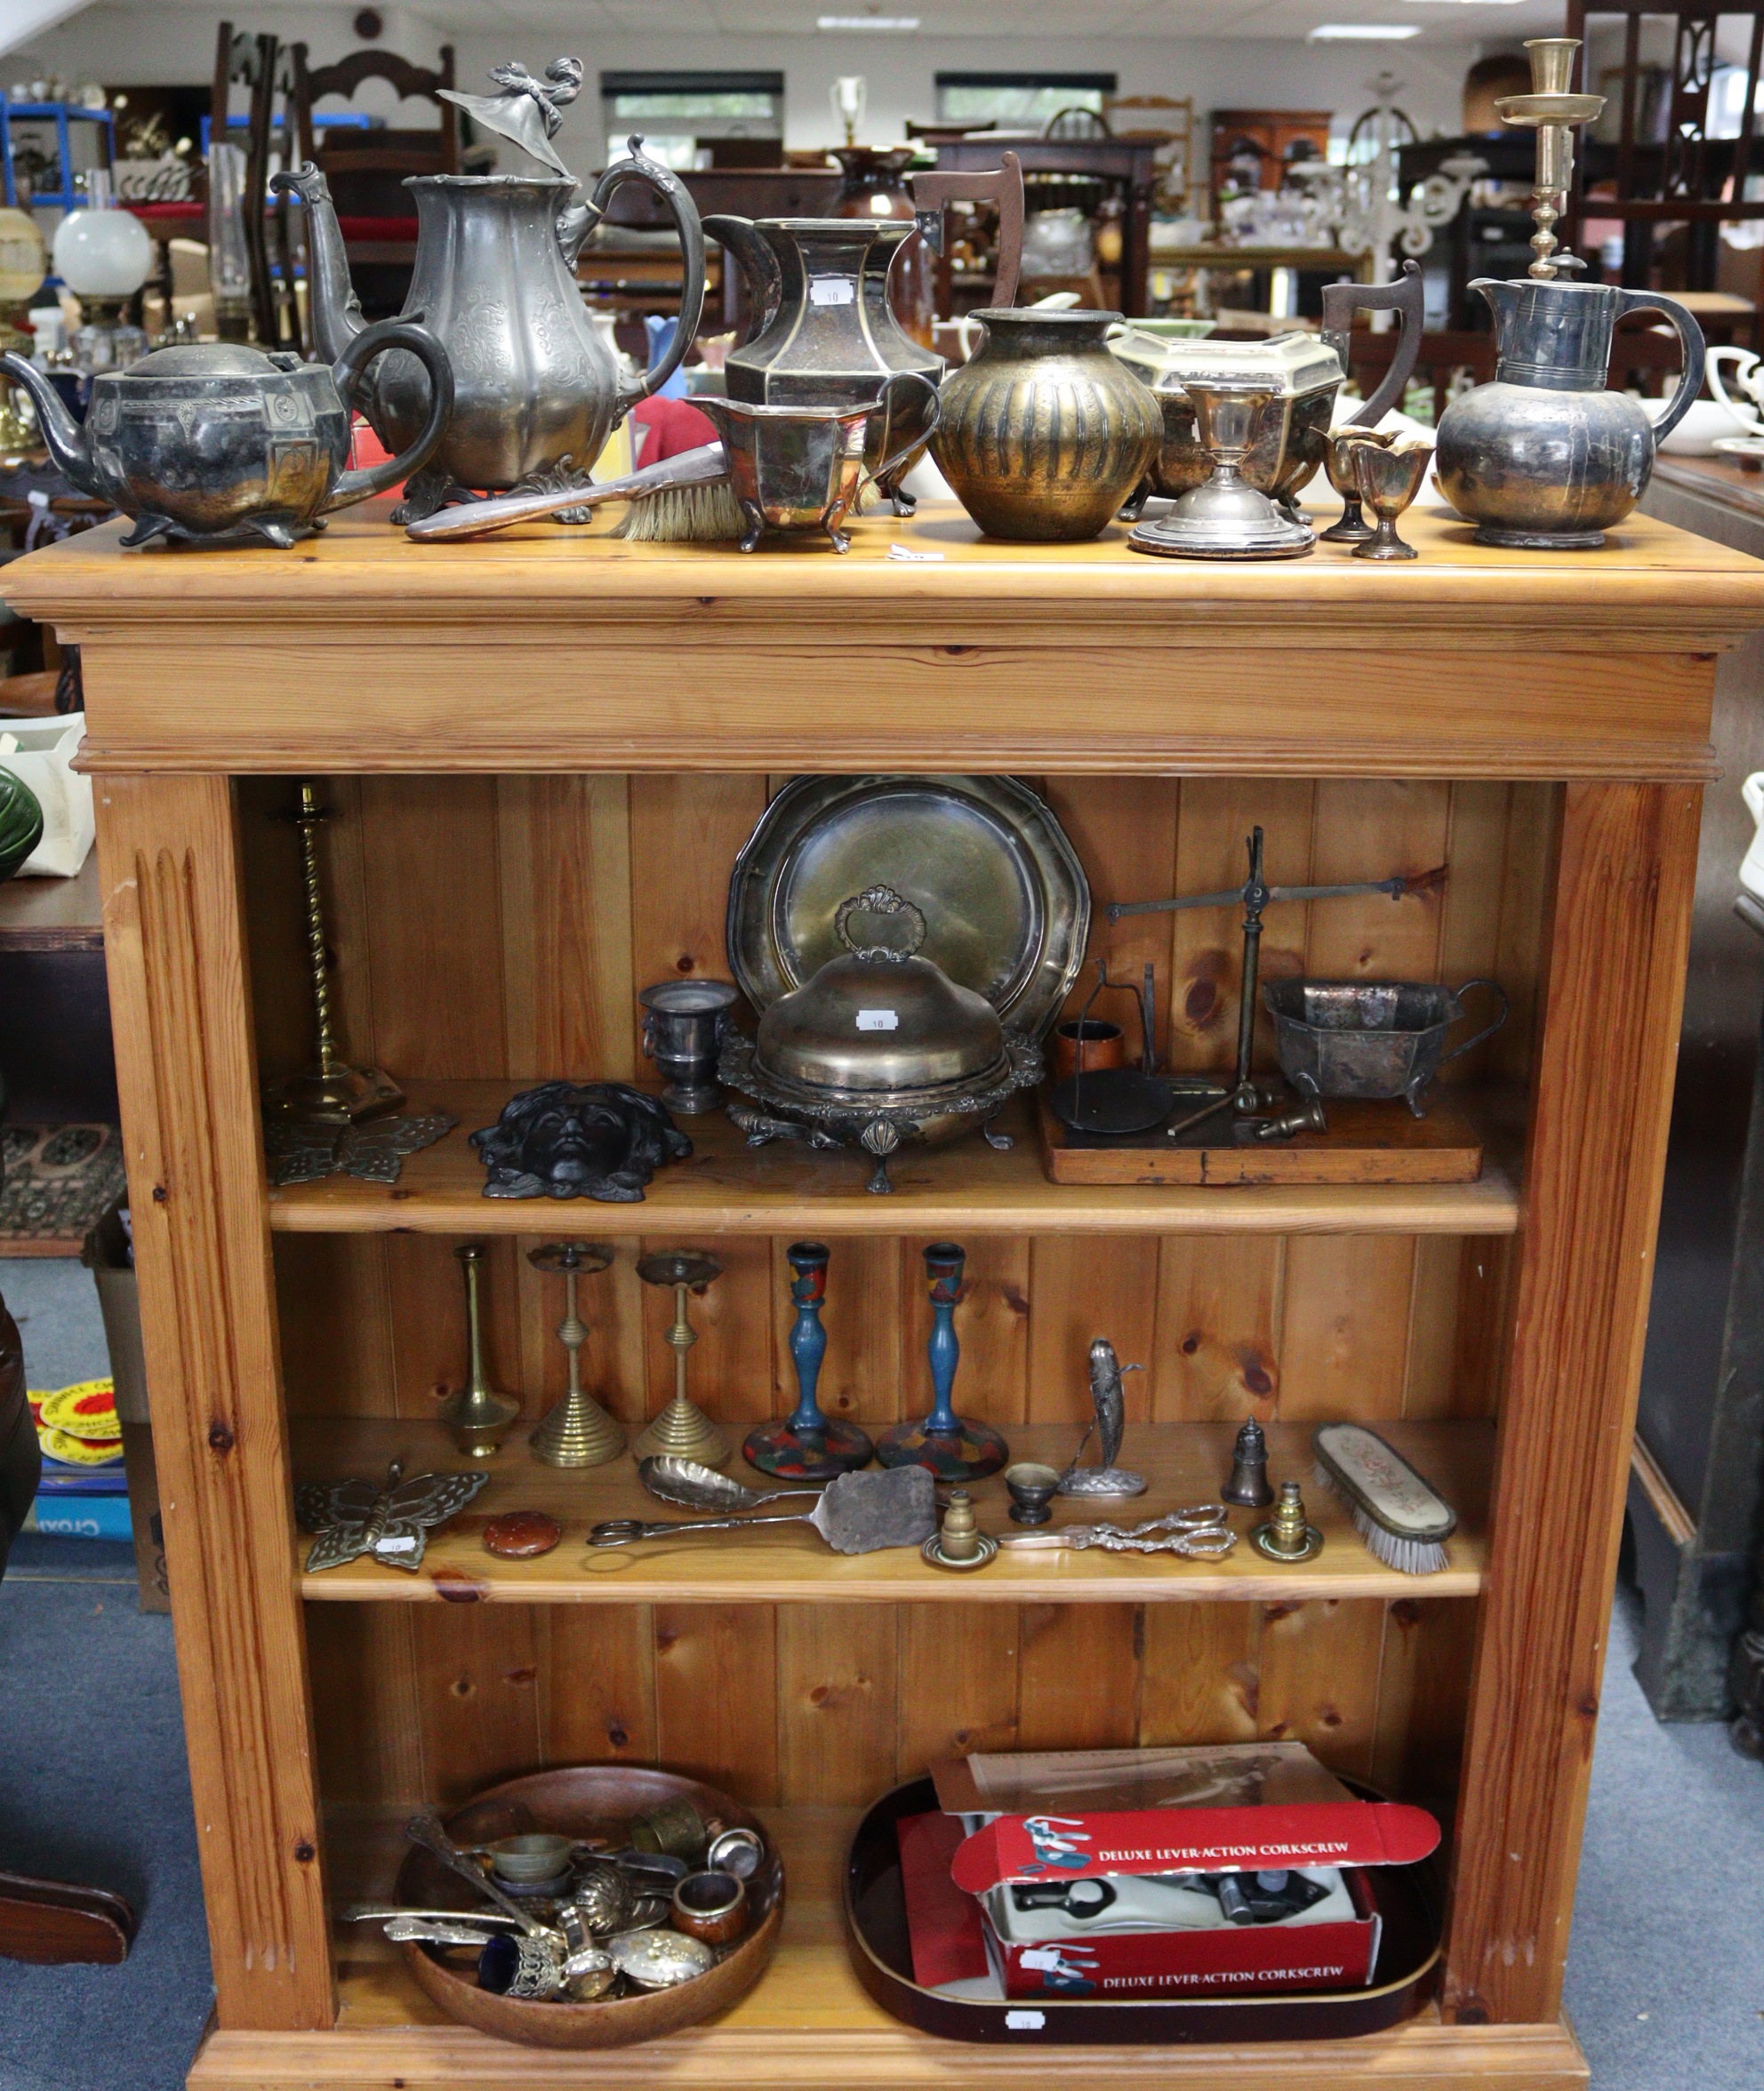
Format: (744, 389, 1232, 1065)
(281, 82, 705, 522)
(0, 328, 451, 547)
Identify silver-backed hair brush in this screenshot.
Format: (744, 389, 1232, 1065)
(405, 443, 739, 542)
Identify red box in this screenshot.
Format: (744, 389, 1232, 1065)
(906, 1759, 1440, 2004)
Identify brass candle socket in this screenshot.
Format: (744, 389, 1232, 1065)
(435, 1244, 521, 1458)
(1319, 426, 1395, 544)
(526, 1241, 624, 1468)
(632, 1250, 731, 1470)
(1252, 1478, 1324, 1563)
(262, 781, 405, 1126)
(1350, 437, 1431, 561)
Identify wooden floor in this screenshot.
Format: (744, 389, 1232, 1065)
(267, 1086, 1522, 1239)
(291, 1417, 1492, 1605)
(185, 1807, 1590, 2090)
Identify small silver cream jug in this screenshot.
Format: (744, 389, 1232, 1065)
(1435, 277, 1704, 548)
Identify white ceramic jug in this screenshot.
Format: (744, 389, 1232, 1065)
(1741, 771, 1764, 902)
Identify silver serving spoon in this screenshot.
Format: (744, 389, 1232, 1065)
(638, 1454, 825, 1514)
(405, 1815, 563, 1945)
(382, 1914, 510, 1947)
(342, 1902, 521, 1929)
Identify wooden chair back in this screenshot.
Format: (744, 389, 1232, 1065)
(1564, 4, 1764, 289)
(291, 44, 459, 175)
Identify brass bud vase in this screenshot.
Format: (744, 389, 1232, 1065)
(436, 1244, 520, 1459)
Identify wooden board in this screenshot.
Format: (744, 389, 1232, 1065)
(6, 506, 1744, 782)
(265, 1084, 1519, 1238)
(183, 1808, 1590, 2091)
(1037, 1089, 1485, 1186)
(0, 855, 102, 952)
(290, 1416, 1493, 1605)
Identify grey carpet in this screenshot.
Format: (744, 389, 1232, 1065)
(1, 1258, 1760, 2088)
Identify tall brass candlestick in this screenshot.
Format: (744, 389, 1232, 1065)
(632, 1251, 731, 1469)
(1494, 37, 1606, 280)
(262, 781, 405, 1125)
(526, 1242, 624, 1468)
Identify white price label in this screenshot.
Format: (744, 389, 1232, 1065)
(855, 1009, 899, 1031)
(1006, 2010, 1046, 2031)
(809, 276, 856, 306)
(377, 1533, 419, 1554)
(886, 545, 945, 563)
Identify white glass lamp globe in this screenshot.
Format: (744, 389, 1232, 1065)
(52, 203, 151, 298)
(0, 206, 46, 307)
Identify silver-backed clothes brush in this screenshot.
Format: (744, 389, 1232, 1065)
(1312, 1422, 1458, 1574)
(404, 443, 736, 541)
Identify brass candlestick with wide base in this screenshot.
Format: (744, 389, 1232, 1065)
(262, 781, 405, 1126)
(436, 1245, 521, 1458)
(633, 1251, 731, 1470)
(526, 1242, 624, 1468)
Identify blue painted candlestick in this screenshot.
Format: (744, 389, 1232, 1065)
(742, 1240, 873, 1479)
(877, 1240, 1010, 1481)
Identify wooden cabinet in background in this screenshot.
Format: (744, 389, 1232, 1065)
(1210, 108, 1335, 213)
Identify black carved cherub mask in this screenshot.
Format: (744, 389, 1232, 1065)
(469, 1081, 690, 1202)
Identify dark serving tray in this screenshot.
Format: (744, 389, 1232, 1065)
(842, 1775, 1442, 2046)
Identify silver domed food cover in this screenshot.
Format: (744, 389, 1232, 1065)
(719, 886, 1042, 1194)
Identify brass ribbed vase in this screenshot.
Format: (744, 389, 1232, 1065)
(931, 308, 1161, 542)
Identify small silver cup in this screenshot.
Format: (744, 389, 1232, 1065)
(639, 979, 739, 1114)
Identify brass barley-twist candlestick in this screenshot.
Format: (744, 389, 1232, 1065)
(436, 1244, 521, 1459)
(632, 1250, 731, 1469)
(526, 1242, 624, 1468)
(262, 781, 405, 1126)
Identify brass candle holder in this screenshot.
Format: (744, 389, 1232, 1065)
(526, 1242, 624, 1469)
(1495, 36, 1606, 281)
(632, 1250, 731, 1470)
(436, 1244, 521, 1459)
(262, 781, 405, 1126)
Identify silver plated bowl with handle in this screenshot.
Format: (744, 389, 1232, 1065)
(1262, 977, 1508, 1118)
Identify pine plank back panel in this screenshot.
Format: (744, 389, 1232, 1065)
(258, 772, 1528, 1837)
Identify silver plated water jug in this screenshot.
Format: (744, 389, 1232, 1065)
(1435, 276, 1703, 549)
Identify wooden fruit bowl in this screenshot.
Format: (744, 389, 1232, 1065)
(392, 1765, 783, 2049)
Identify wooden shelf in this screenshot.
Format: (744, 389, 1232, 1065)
(267, 1085, 1520, 1239)
(291, 1418, 1492, 1605)
(12, 506, 1756, 781)
(0, 855, 101, 952)
(184, 1806, 1590, 2090)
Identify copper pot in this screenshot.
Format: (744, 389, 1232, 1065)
(1052, 1018, 1127, 1083)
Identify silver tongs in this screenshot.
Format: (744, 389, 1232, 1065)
(1000, 1505, 1238, 1558)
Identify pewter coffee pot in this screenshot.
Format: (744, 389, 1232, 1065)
(0, 330, 451, 547)
(1433, 35, 1704, 548)
(279, 58, 706, 523)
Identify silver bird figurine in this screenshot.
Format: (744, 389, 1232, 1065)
(440, 57, 584, 179)
(1058, 1337, 1148, 1498)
